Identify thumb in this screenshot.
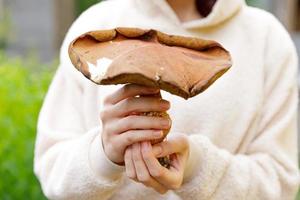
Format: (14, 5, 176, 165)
(152, 134, 189, 157)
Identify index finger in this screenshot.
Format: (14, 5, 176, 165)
(104, 84, 160, 105)
(141, 142, 182, 189)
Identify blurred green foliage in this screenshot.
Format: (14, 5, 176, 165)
(245, 0, 272, 12)
(0, 1, 99, 199)
(246, 0, 260, 5)
(76, 0, 101, 15)
(0, 52, 55, 199)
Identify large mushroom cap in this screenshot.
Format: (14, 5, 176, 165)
(69, 27, 232, 99)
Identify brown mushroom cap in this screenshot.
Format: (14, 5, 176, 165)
(69, 27, 232, 99)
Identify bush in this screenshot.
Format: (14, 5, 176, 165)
(0, 52, 55, 200)
(76, 0, 101, 16)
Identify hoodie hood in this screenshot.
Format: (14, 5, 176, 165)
(133, 0, 245, 29)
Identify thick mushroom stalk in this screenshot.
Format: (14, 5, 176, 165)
(139, 92, 171, 168)
(137, 91, 170, 144)
(68, 27, 232, 168)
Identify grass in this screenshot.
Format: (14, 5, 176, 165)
(0, 52, 55, 199)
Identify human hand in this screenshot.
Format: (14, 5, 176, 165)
(100, 84, 171, 164)
(124, 134, 189, 194)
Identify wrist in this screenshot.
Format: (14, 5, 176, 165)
(89, 133, 125, 180)
(102, 139, 125, 166)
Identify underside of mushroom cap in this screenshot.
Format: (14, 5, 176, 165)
(69, 27, 232, 99)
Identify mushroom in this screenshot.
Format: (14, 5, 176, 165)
(68, 27, 232, 167)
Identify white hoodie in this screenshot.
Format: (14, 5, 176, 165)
(34, 0, 299, 199)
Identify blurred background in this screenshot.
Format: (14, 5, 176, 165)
(0, 0, 299, 199)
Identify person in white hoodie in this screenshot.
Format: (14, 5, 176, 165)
(34, 0, 300, 199)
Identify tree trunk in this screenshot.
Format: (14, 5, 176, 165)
(297, 0, 300, 30)
(272, 0, 298, 31)
(53, 0, 76, 51)
(0, 0, 3, 19)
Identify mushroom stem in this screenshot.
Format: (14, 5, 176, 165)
(139, 91, 171, 168)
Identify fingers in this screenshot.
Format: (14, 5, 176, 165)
(141, 142, 183, 190)
(152, 134, 189, 158)
(103, 129, 164, 164)
(132, 143, 149, 181)
(99, 83, 173, 165)
(104, 84, 160, 105)
(152, 145, 163, 157)
(124, 146, 137, 180)
(101, 96, 170, 120)
(125, 140, 187, 192)
(114, 96, 170, 117)
(108, 115, 171, 134)
(114, 129, 163, 148)
(131, 143, 168, 194)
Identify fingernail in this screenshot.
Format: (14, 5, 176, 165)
(149, 87, 159, 93)
(141, 141, 148, 150)
(161, 100, 170, 109)
(155, 146, 162, 156)
(162, 119, 171, 128)
(154, 130, 163, 138)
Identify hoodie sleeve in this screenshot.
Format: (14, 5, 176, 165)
(174, 16, 299, 200)
(33, 3, 125, 200)
(34, 66, 125, 200)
